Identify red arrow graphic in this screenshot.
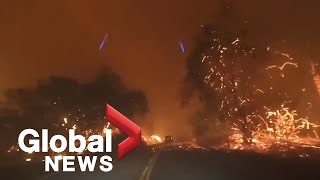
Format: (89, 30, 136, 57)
(106, 104, 141, 160)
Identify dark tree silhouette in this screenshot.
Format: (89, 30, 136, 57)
(0, 67, 149, 149)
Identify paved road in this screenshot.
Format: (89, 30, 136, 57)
(2, 144, 320, 180)
(150, 149, 320, 180)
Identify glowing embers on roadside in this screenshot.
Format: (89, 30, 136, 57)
(196, 26, 320, 157)
(228, 105, 320, 154)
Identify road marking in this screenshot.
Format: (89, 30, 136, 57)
(145, 153, 159, 180)
(139, 152, 159, 180)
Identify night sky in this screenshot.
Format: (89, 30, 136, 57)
(1, 0, 320, 137)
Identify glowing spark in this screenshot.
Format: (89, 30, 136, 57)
(99, 33, 109, 50)
(179, 41, 185, 54)
(266, 62, 298, 71)
(231, 38, 240, 45)
(256, 89, 264, 94)
(26, 158, 31, 162)
(63, 118, 68, 124)
(57, 155, 63, 160)
(274, 51, 294, 60)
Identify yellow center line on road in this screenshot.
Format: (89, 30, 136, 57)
(139, 152, 160, 180)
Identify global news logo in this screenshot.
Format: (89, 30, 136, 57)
(17, 104, 141, 172)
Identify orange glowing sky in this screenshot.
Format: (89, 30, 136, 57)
(1, 0, 320, 137)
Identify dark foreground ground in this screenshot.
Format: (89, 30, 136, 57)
(1, 144, 320, 180)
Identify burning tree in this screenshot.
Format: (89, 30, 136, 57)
(181, 1, 320, 150)
(201, 29, 264, 145)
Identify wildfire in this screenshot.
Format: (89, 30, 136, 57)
(228, 105, 320, 154)
(142, 134, 163, 145)
(265, 106, 319, 140)
(151, 135, 162, 143)
(195, 25, 320, 157)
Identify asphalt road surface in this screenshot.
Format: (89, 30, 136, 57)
(2, 143, 320, 180)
